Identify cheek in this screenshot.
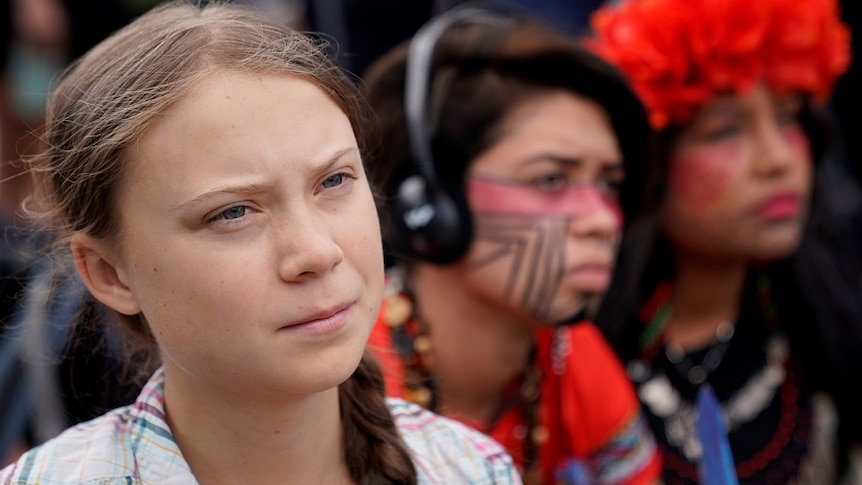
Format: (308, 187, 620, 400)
(784, 126, 810, 155)
(785, 126, 814, 175)
(342, 196, 384, 279)
(466, 214, 572, 322)
(668, 144, 740, 208)
(126, 250, 203, 341)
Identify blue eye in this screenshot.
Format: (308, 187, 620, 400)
(222, 206, 246, 220)
(322, 173, 344, 189)
(210, 205, 247, 223)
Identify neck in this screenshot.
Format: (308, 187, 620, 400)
(666, 250, 748, 350)
(163, 366, 352, 485)
(410, 263, 535, 425)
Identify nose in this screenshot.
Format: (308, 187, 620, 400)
(752, 119, 808, 179)
(568, 186, 622, 242)
(276, 209, 344, 282)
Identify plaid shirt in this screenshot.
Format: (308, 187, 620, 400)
(1, 367, 520, 485)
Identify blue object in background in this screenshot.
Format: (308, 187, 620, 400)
(493, 0, 605, 35)
(696, 385, 739, 485)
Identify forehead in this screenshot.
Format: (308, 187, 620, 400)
(128, 70, 342, 167)
(154, 70, 332, 131)
(691, 84, 801, 120)
(118, 71, 355, 206)
(470, 90, 621, 173)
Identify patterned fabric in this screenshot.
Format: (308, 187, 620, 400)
(630, 282, 839, 485)
(637, 347, 838, 485)
(534, 324, 662, 485)
(556, 412, 658, 485)
(0, 367, 522, 485)
(390, 399, 522, 484)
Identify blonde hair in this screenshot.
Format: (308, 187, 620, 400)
(26, 2, 415, 483)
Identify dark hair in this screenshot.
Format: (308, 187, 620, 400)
(24, 1, 416, 482)
(362, 12, 650, 248)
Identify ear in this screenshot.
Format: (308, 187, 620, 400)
(71, 233, 142, 316)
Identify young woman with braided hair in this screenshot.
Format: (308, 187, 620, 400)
(0, 2, 520, 484)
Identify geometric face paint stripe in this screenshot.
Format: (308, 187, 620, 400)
(468, 213, 584, 323)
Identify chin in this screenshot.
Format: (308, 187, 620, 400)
(296, 361, 363, 394)
(752, 234, 804, 262)
(537, 299, 590, 325)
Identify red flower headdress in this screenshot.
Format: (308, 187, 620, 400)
(587, 0, 851, 129)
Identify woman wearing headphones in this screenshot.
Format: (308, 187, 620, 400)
(363, 5, 662, 485)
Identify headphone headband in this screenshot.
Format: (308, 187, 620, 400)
(404, 4, 509, 184)
(389, 2, 518, 265)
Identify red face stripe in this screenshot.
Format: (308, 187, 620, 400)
(467, 177, 623, 227)
(668, 144, 738, 208)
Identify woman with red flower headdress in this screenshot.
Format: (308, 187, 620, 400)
(590, 0, 862, 483)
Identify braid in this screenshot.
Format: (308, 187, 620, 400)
(339, 350, 417, 485)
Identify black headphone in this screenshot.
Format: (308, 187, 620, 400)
(388, 3, 513, 265)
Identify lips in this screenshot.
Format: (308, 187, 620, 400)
(757, 192, 801, 219)
(568, 263, 613, 292)
(280, 302, 354, 334)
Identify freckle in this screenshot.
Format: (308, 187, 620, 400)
(274, 429, 281, 434)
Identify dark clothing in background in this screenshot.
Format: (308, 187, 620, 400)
(306, 0, 436, 76)
(1, 0, 11, 68)
(61, 0, 157, 61)
(304, 0, 604, 77)
(835, 0, 861, 186)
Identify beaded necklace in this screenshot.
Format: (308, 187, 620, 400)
(629, 275, 814, 481)
(380, 284, 547, 484)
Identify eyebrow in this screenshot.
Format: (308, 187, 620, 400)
(172, 146, 360, 213)
(523, 154, 624, 171)
(697, 99, 749, 120)
(774, 96, 803, 111)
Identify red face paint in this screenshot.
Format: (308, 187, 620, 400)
(784, 125, 810, 158)
(668, 144, 739, 207)
(466, 178, 623, 227)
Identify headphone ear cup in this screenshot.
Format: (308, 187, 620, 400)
(388, 174, 473, 264)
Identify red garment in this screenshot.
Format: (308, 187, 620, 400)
(368, 299, 662, 484)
